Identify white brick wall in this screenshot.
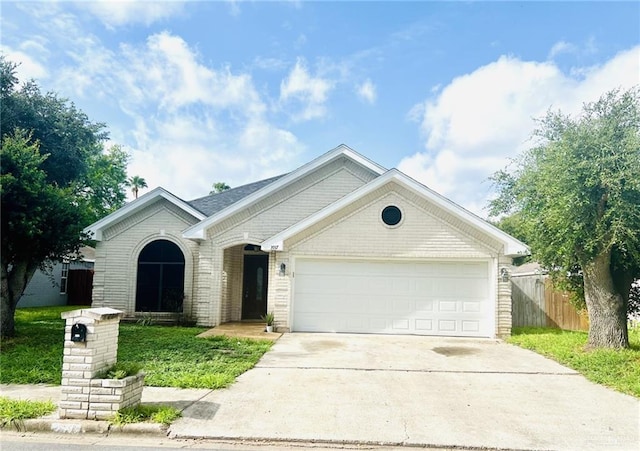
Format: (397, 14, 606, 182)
(209, 159, 376, 246)
(497, 255, 513, 337)
(221, 245, 244, 322)
(272, 186, 513, 336)
(267, 252, 291, 331)
(288, 188, 500, 258)
(92, 199, 200, 319)
(94, 156, 515, 335)
(59, 308, 144, 420)
(203, 158, 377, 327)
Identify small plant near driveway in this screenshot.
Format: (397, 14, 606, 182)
(509, 326, 640, 397)
(261, 311, 275, 332)
(0, 397, 56, 429)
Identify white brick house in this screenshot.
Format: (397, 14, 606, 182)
(85, 145, 528, 338)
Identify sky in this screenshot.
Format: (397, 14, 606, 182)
(2, 1, 639, 217)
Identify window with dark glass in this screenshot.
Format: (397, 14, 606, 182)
(382, 205, 402, 226)
(135, 240, 185, 312)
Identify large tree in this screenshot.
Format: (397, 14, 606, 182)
(82, 145, 130, 224)
(489, 87, 640, 349)
(1, 57, 127, 337)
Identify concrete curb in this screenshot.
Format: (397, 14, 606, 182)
(1, 417, 167, 436)
(110, 422, 168, 435)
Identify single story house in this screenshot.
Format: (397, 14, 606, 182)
(84, 145, 528, 338)
(18, 246, 95, 308)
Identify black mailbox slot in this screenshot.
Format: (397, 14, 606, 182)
(71, 323, 87, 342)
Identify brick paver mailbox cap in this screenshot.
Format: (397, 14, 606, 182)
(61, 308, 124, 321)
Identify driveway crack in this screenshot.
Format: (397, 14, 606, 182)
(255, 365, 579, 376)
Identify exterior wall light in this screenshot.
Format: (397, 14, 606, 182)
(279, 263, 286, 276)
(500, 267, 511, 282)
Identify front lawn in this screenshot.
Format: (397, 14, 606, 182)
(508, 326, 640, 397)
(1, 306, 272, 389)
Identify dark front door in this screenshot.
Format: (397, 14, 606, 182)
(242, 254, 268, 319)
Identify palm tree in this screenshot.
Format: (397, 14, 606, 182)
(128, 175, 148, 199)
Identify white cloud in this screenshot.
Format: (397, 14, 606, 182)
(253, 56, 288, 71)
(399, 45, 640, 217)
(0, 47, 48, 81)
(119, 32, 266, 116)
(356, 79, 377, 104)
(280, 58, 335, 121)
(7, 5, 302, 201)
(548, 40, 577, 59)
(76, 1, 185, 28)
(110, 33, 302, 199)
(226, 0, 241, 17)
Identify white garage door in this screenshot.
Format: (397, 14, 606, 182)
(293, 259, 492, 337)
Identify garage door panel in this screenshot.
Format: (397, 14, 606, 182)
(438, 300, 457, 312)
(293, 259, 491, 337)
(415, 299, 433, 312)
(415, 319, 433, 331)
(438, 319, 456, 332)
(462, 320, 480, 332)
(463, 301, 481, 312)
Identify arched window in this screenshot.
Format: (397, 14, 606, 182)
(135, 240, 185, 312)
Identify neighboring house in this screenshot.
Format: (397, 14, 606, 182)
(84, 145, 528, 338)
(17, 246, 95, 308)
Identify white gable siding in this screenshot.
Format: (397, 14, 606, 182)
(208, 158, 377, 246)
(288, 186, 501, 258)
(92, 200, 200, 317)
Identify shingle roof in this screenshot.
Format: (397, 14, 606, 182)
(187, 174, 288, 216)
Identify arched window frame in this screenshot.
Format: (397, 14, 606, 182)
(135, 239, 186, 312)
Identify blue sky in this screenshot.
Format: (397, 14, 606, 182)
(2, 1, 638, 215)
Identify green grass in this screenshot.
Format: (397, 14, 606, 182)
(112, 404, 181, 426)
(0, 397, 56, 428)
(1, 306, 273, 389)
(508, 326, 640, 397)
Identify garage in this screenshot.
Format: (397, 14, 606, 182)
(292, 258, 492, 337)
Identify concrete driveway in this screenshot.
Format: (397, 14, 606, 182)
(169, 333, 639, 450)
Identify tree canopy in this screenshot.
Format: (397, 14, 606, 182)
(0, 56, 128, 337)
(210, 181, 231, 195)
(489, 87, 640, 348)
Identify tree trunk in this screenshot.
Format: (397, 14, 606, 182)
(582, 249, 629, 349)
(1, 260, 37, 338)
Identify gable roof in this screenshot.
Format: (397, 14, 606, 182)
(182, 144, 387, 240)
(261, 169, 530, 257)
(84, 187, 207, 241)
(188, 174, 287, 216)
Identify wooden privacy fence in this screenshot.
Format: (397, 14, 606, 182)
(511, 275, 589, 331)
(67, 269, 94, 306)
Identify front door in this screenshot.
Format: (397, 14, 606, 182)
(242, 254, 268, 319)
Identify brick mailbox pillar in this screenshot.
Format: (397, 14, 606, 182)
(59, 307, 144, 420)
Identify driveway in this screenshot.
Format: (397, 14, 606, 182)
(169, 333, 639, 450)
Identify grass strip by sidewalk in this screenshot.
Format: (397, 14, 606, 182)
(508, 326, 640, 397)
(0, 397, 56, 429)
(112, 404, 181, 426)
(1, 306, 272, 389)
